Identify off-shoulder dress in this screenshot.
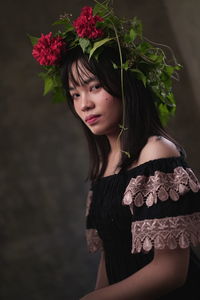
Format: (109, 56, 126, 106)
(86, 154, 200, 299)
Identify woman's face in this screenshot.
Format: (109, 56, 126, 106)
(68, 63, 122, 137)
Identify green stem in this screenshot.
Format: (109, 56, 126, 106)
(110, 21, 126, 141)
(93, 0, 113, 18)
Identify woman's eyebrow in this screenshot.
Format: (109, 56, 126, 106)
(69, 76, 98, 91)
(82, 76, 97, 85)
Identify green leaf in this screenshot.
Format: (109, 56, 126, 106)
(89, 38, 113, 59)
(122, 60, 129, 71)
(131, 17, 143, 37)
(53, 18, 71, 26)
(174, 63, 182, 71)
(136, 41, 151, 53)
(38, 72, 48, 79)
(148, 54, 159, 62)
(58, 23, 74, 36)
(166, 93, 176, 108)
(124, 29, 137, 43)
(53, 74, 62, 88)
(164, 65, 174, 76)
(43, 77, 55, 95)
(79, 38, 91, 53)
(112, 62, 118, 69)
(63, 26, 75, 34)
(52, 87, 66, 102)
(129, 28, 137, 42)
(124, 33, 130, 43)
(131, 69, 147, 86)
(38, 72, 65, 100)
(157, 103, 172, 126)
(27, 34, 39, 46)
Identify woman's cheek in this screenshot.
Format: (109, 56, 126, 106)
(73, 102, 80, 116)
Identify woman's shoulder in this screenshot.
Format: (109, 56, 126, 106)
(135, 135, 181, 168)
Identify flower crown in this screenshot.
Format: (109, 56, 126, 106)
(30, 0, 181, 126)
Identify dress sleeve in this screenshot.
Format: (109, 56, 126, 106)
(122, 156, 200, 253)
(85, 189, 103, 253)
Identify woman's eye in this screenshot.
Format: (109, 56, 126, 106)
(71, 93, 80, 100)
(91, 84, 101, 91)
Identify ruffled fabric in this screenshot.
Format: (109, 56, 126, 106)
(85, 155, 200, 292)
(123, 164, 200, 253)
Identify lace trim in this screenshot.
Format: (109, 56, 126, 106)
(85, 190, 103, 253)
(86, 229, 103, 253)
(85, 189, 93, 217)
(123, 167, 200, 210)
(131, 212, 200, 253)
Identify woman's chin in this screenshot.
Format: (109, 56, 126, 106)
(89, 127, 120, 137)
(89, 129, 106, 136)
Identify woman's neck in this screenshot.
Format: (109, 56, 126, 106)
(103, 134, 121, 176)
(107, 133, 120, 153)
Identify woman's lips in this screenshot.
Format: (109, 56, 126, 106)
(85, 114, 101, 125)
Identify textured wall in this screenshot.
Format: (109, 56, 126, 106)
(1, 1, 199, 300)
(164, 0, 200, 109)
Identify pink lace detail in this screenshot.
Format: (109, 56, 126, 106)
(131, 212, 200, 253)
(85, 190, 103, 253)
(85, 190, 93, 217)
(123, 167, 200, 209)
(86, 229, 103, 253)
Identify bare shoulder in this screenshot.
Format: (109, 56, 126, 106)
(137, 135, 181, 165)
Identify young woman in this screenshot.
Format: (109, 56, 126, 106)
(31, 3, 200, 299)
(62, 46, 200, 300)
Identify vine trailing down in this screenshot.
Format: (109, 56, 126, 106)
(29, 0, 182, 128)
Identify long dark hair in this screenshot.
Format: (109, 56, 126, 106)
(61, 46, 183, 181)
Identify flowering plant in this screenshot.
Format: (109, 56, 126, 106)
(29, 0, 181, 126)
(32, 32, 66, 65)
(73, 6, 104, 39)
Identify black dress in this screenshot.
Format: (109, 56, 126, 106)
(86, 155, 200, 299)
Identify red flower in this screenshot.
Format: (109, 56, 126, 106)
(73, 6, 104, 39)
(32, 32, 66, 66)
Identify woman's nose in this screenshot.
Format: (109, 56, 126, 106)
(80, 94, 94, 111)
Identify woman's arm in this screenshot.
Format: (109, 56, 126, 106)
(81, 247, 190, 300)
(95, 251, 109, 290)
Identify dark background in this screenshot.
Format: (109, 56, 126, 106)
(1, 0, 200, 299)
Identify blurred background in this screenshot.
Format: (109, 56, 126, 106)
(1, 0, 200, 299)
